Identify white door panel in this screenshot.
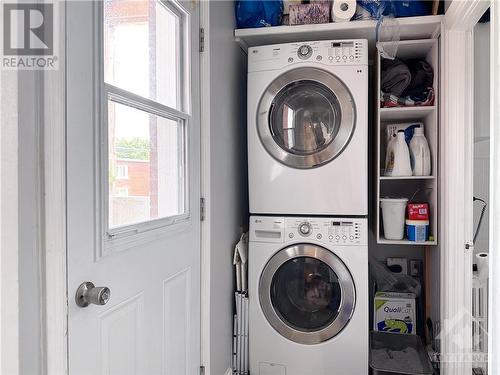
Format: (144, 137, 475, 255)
(66, 1, 200, 374)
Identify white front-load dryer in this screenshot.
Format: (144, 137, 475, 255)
(248, 40, 368, 215)
(249, 216, 368, 375)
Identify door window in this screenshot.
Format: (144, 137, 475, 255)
(270, 257, 342, 331)
(103, 0, 189, 234)
(269, 81, 342, 156)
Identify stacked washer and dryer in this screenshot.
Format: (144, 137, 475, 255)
(247, 40, 369, 375)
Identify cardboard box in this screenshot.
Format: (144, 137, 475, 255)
(407, 203, 430, 221)
(374, 292, 416, 334)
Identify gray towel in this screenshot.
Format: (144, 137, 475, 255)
(381, 58, 411, 97)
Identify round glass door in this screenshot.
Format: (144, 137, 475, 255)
(259, 244, 356, 344)
(258, 67, 356, 169)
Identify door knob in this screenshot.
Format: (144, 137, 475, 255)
(75, 281, 110, 307)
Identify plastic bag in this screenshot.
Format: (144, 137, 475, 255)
(235, 0, 283, 29)
(376, 15, 400, 60)
(355, 0, 431, 20)
(369, 256, 421, 296)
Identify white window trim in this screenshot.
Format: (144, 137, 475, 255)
(98, 0, 192, 255)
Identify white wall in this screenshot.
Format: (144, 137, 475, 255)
(207, 1, 248, 374)
(473, 22, 490, 255)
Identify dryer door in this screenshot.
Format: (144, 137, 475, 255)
(259, 244, 356, 344)
(257, 67, 356, 169)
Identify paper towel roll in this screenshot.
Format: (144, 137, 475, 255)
(475, 252, 489, 280)
(331, 0, 356, 22)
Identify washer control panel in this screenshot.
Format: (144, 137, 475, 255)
(249, 216, 367, 245)
(248, 39, 368, 73)
(285, 217, 367, 245)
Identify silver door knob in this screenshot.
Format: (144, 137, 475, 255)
(75, 281, 110, 307)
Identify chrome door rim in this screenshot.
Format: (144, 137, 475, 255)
(259, 244, 356, 345)
(257, 67, 356, 169)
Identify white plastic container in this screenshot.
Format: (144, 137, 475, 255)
(406, 220, 430, 242)
(385, 130, 412, 177)
(409, 126, 431, 176)
(380, 198, 408, 240)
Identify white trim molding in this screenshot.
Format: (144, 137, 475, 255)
(200, 1, 211, 374)
(440, 1, 489, 375)
(0, 68, 20, 375)
(489, 1, 500, 374)
(43, 1, 67, 374)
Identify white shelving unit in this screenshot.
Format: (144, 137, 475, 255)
(375, 39, 439, 246)
(234, 15, 443, 53)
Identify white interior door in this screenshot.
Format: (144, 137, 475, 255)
(66, 1, 201, 374)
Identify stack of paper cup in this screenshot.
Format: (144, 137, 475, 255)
(331, 0, 356, 22)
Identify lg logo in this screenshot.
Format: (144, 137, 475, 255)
(3, 3, 53, 55)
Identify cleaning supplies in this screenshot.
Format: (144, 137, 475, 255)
(406, 220, 429, 242)
(385, 130, 412, 177)
(409, 126, 431, 176)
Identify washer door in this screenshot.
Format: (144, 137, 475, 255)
(257, 67, 356, 169)
(259, 244, 356, 344)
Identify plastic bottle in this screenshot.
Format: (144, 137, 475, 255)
(409, 126, 431, 176)
(385, 130, 412, 177)
(384, 134, 397, 176)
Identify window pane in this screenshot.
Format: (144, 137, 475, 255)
(104, 0, 181, 109)
(108, 100, 185, 228)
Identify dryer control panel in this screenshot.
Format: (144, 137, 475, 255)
(250, 216, 367, 246)
(248, 39, 368, 72)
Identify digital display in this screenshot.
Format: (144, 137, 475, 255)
(332, 221, 341, 226)
(331, 42, 354, 48)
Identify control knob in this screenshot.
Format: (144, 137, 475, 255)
(297, 45, 312, 60)
(298, 222, 312, 236)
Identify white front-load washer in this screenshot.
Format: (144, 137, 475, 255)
(248, 40, 368, 216)
(249, 216, 368, 375)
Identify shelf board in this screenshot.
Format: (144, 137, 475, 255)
(380, 176, 436, 181)
(378, 238, 437, 246)
(380, 106, 436, 121)
(234, 15, 443, 53)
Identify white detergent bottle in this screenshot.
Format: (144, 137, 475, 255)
(389, 130, 412, 177)
(410, 126, 431, 176)
(384, 134, 397, 176)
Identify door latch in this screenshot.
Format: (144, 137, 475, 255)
(75, 281, 111, 307)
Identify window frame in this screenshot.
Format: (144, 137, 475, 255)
(98, 0, 192, 247)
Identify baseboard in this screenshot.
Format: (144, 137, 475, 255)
(224, 367, 233, 375)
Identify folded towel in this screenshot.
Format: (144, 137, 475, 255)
(404, 60, 434, 96)
(381, 58, 411, 97)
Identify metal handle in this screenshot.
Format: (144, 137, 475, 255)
(75, 282, 110, 307)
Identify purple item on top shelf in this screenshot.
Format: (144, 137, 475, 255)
(289, 2, 330, 25)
